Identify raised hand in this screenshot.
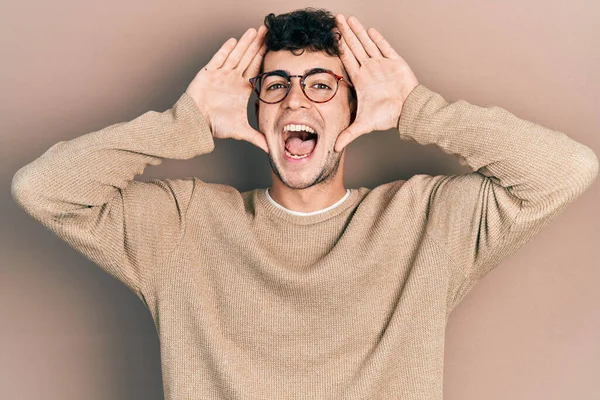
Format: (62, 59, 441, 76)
(334, 15, 419, 153)
(185, 25, 269, 154)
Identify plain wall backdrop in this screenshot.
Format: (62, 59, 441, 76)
(2, 1, 598, 399)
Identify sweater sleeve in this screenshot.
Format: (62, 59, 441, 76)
(397, 84, 598, 310)
(11, 92, 215, 303)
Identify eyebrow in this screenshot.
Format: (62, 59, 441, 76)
(271, 67, 327, 75)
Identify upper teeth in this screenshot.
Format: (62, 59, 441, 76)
(283, 124, 315, 134)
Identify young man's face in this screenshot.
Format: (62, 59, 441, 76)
(255, 49, 356, 190)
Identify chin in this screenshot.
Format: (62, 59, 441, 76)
(286, 178, 317, 190)
(280, 168, 320, 188)
(270, 162, 322, 190)
(268, 141, 342, 189)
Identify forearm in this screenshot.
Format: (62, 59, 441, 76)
(11, 91, 214, 219)
(397, 84, 598, 205)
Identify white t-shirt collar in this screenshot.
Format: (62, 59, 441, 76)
(264, 188, 351, 216)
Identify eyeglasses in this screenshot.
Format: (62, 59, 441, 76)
(249, 68, 354, 104)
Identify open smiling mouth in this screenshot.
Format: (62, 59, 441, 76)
(282, 124, 319, 161)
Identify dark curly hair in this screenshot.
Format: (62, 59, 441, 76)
(261, 8, 355, 104)
(264, 8, 341, 57)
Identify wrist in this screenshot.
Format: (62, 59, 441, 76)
(396, 83, 420, 129)
(185, 91, 215, 138)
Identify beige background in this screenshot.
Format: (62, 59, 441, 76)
(2, 0, 599, 399)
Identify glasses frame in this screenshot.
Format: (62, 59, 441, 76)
(249, 68, 354, 104)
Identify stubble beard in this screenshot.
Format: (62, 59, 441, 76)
(268, 147, 343, 190)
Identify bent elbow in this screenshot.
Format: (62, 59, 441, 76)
(570, 144, 599, 196)
(11, 165, 48, 216)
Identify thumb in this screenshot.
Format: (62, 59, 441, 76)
(240, 126, 269, 154)
(334, 121, 369, 153)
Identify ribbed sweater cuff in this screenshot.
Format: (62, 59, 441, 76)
(175, 92, 215, 158)
(396, 84, 437, 141)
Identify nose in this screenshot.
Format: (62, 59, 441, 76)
(281, 77, 311, 110)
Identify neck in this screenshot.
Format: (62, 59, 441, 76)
(268, 177, 347, 213)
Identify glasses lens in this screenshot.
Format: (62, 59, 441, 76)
(257, 72, 289, 103)
(304, 72, 338, 102)
(254, 71, 339, 103)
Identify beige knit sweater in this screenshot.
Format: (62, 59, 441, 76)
(11, 84, 598, 399)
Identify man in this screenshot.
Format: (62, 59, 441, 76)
(11, 8, 598, 400)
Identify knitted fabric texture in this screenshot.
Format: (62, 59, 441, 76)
(12, 85, 598, 399)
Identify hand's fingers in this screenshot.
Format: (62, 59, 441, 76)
(222, 28, 258, 69)
(335, 14, 369, 64)
(338, 35, 360, 78)
(204, 38, 238, 70)
(346, 16, 383, 58)
(243, 43, 267, 80)
(367, 28, 402, 59)
(334, 120, 370, 153)
(236, 25, 267, 72)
